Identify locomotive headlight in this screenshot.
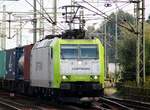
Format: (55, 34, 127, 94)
(90, 75, 99, 80)
(94, 75, 98, 80)
(62, 75, 67, 79)
(62, 75, 70, 80)
(78, 61, 82, 65)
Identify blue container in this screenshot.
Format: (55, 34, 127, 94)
(16, 47, 24, 80)
(5, 47, 24, 80)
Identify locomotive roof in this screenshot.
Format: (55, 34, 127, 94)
(33, 37, 101, 49)
(33, 38, 57, 49)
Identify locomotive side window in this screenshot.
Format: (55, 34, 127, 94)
(61, 45, 78, 59)
(51, 48, 53, 58)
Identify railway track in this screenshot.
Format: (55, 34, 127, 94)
(0, 91, 62, 110)
(0, 97, 44, 110)
(0, 95, 130, 110)
(0, 90, 149, 110)
(104, 96, 150, 110)
(92, 97, 132, 110)
(0, 91, 92, 110)
(0, 99, 22, 110)
(0, 94, 131, 110)
(54, 97, 133, 110)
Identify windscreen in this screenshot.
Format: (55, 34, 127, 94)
(61, 44, 98, 59)
(61, 45, 78, 59)
(80, 45, 98, 59)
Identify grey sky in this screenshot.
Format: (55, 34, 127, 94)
(0, 0, 149, 49)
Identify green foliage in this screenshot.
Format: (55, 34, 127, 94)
(99, 10, 135, 63)
(122, 76, 150, 88)
(98, 10, 150, 81)
(145, 23, 150, 74)
(143, 76, 150, 88)
(106, 10, 134, 37)
(118, 23, 150, 81)
(118, 28, 136, 80)
(123, 80, 137, 87)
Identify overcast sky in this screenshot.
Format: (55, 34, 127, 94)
(0, 0, 149, 49)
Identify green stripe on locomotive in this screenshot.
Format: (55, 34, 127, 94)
(51, 38, 104, 88)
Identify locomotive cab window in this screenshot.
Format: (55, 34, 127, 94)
(61, 45, 78, 59)
(79, 45, 98, 59)
(61, 44, 98, 59)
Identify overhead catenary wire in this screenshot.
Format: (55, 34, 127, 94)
(36, 0, 65, 31)
(25, 0, 65, 32)
(24, 0, 53, 24)
(36, 0, 54, 24)
(76, 0, 129, 14)
(112, 2, 136, 34)
(104, 2, 131, 13)
(78, 0, 136, 34)
(1, 0, 140, 37)
(0, 19, 29, 39)
(82, 0, 110, 19)
(75, 3, 108, 19)
(7, 20, 29, 39)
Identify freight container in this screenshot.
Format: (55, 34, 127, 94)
(16, 47, 24, 79)
(5, 47, 24, 80)
(23, 44, 33, 80)
(6, 49, 15, 80)
(0, 51, 6, 78)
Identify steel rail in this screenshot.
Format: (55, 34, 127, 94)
(105, 96, 150, 110)
(0, 98, 23, 110)
(98, 97, 133, 110)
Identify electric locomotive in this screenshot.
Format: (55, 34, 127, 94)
(0, 4, 104, 97)
(30, 37, 104, 96)
(0, 30, 104, 97)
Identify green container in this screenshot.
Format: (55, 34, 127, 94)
(0, 51, 6, 78)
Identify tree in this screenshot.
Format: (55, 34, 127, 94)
(144, 23, 150, 74)
(118, 23, 150, 80)
(98, 10, 135, 63)
(118, 27, 136, 80)
(105, 10, 134, 37)
(98, 10, 150, 80)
